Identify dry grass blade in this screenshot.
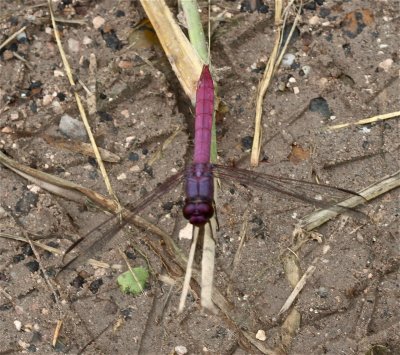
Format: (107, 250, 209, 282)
(328, 111, 400, 130)
(47, 0, 118, 203)
(250, 0, 301, 166)
(0, 232, 63, 255)
(299, 169, 400, 231)
(140, 0, 203, 104)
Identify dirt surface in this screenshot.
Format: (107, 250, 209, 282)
(0, 0, 399, 354)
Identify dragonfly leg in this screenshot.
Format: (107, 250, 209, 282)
(212, 200, 220, 231)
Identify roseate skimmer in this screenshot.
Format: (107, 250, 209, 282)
(61, 66, 357, 271)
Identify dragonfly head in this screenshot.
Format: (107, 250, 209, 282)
(183, 200, 214, 226)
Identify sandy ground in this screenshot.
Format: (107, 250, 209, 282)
(0, 0, 399, 354)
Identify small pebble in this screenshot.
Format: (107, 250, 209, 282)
(356, 232, 364, 242)
(309, 16, 321, 26)
(42, 94, 53, 106)
(241, 135, 253, 150)
(118, 60, 134, 69)
(41, 308, 49, 315)
(16, 191, 38, 214)
(54, 70, 64, 77)
(317, 287, 329, 298)
(117, 173, 127, 180)
(121, 109, 129, 118)
(98, 111, 112, 122)
(125, 250, 136, 260)
(52, 101, 64, 114)
(70, 275, 86, 289)
(23, 323, 33, 332)
(68, 38, 80, 53)
(304, 2, 316, 10)
(129, 165, 140, 172)
(3, 50, 14, 60)
(309, 97, 331, 118)
(89, 278, 103, 294)
(1, 126, 13, 133)
(93, 16, 105, 29)
(282, 53, 296, 67)
(57, 92, 66, 101)
(22, 244, 33, 256)
(121, 307, 134, 320)
(59, 114, 87, 139)
(18, 340, 29, 349)
(83, 36, 92, 45)
(25, 260, 40, 273)
(143, 164, 153, 177)
(111, 264, 123, 271)
(101, 29, 123, 51)
(10, 112, 19, 120)
(16, 32, 28, 43)
(301, 65, 311, 76)
(27, 344, 37, 352)
(14, 320, 22, 331)
(256, 329, 267, 341)
(378, 58, 393, 72)
(293, 86, 300, 95)
(174, 345, 188, 355)
(162, 201, 174, 211)
(128, 152, 139, 161)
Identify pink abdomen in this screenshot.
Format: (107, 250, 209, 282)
(194, 66, 214, 164)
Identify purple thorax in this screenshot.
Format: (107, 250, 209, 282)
(183, 66, 215, 226)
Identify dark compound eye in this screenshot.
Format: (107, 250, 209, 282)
(183, 202, 214, 226)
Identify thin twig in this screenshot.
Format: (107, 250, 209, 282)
(250, 0, 301, 166)
(52, 320, 63, 347)
(278, 264, 316, 315)
(178, 227, 200, 313)
(0, 232, 63, 254)
(328, 111, 400, 130)
(47, 0, 119, 204)
(12, 51, 34, 70)
(0, 26, 27, 50)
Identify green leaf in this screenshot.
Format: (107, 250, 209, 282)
(117, 267, 149, 296)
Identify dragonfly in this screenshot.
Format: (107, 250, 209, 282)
(61, 66, 358, 277)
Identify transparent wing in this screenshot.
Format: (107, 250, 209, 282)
(212, 164, 364, 212)
(59, 170, 186, 275)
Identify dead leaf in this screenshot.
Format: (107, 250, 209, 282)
(288, 144, 310, 164)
